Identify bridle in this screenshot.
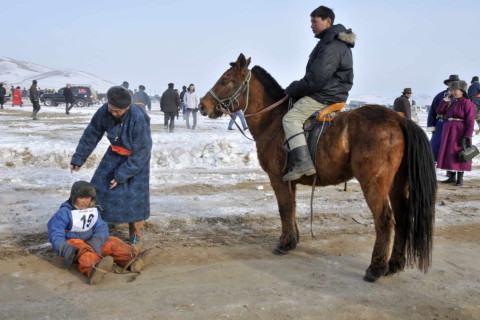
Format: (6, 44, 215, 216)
(207, 70, 290, 142)
(208, 70, 252, 115)
(207, 69, 289, 118)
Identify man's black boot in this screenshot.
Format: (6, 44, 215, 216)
(283, 145, 316, 181)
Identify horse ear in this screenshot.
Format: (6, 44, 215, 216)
(246, 57, 251, 68)
(234, 53, 248, 70)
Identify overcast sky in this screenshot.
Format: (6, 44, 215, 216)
(3, 0, 480, 100)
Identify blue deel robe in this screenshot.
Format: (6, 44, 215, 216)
(71, 103, 152, 223)
(467, 81, 480, 110)
(427, 89, 448, 161)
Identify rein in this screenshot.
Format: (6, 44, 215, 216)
(226, 96, 291, 142)
(244, 95, 289, 118)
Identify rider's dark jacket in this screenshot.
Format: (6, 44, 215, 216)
(285, 24, 355, 104)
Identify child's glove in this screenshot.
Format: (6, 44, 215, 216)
(59, 244, 78, 269)
(88, 236, 103, 255)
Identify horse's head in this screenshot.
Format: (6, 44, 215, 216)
(199, 53, 251, 118)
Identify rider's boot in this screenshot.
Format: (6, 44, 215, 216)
(283, 145, 316, 181)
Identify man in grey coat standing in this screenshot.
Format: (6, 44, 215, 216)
(63, 84, 74, 115)
(30, 80, 40, 120)
(160, 83, 180, 132)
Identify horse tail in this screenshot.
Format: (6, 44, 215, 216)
(400, 120, 437, 272)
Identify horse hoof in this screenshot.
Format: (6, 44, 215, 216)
(385, 260, 405, 276)
(363, 267, 380, 282)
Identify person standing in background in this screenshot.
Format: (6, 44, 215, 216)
(393, 88, 412, 119)
(160, 83, 180, 132)
(30, 80, 40, 120)
(121, 81, 133, 96)
(227, 110, 248, 131)
(133, 85, 152, 111)
(436, 80, 476, 186)
(180, 85, 187, 119)
(12, 86, 23, 107)
(410, 99, 418, 123)
(467, 76, 480, 133)
(64, 84, 74, 115)
(427, 74, 459, 162)
(0, 83, 6, 109)
(184, 84, 200, 130)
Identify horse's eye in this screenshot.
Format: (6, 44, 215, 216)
(220, 78, 228, 86)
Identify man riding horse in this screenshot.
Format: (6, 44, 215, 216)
(283, 5, 355, 181)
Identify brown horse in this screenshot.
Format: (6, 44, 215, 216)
(199, 54, 437, 282)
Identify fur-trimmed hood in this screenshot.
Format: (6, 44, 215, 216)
(316, 24, 356, 48)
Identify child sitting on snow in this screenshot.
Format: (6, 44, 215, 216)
(47, 181, 156, 285)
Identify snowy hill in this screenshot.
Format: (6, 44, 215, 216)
(0, 57, 116, 93)
(349, 93, 433, 108)
(0, 57, 53, 83)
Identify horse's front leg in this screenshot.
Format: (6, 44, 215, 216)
(269, 176, 298, 255)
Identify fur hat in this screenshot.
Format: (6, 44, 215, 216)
(444, 74, 459, 85)
(168, 83, 174, 89)
(69, 181, 96, 207)
(107, 86, 132, 109)
(449, 80, 468, 93)
(402, 88, 412, 94)
(139, 85, 145, 90)
(471, 76, 479, 84)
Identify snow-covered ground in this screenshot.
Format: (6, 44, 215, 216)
(0, 102, 479, 243)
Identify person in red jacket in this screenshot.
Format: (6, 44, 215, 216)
(12, 86, 23, 107)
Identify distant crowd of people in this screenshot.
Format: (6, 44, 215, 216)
(0, 79, 242, 132)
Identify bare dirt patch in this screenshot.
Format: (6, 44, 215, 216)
(1, 179, 479, 319)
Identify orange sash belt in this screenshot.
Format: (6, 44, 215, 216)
(473, 94, 480, 98)
(134, 102, 146, 105)
(111, 144, 132, 156)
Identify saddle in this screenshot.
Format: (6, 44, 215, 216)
(284, 102, 346, 173)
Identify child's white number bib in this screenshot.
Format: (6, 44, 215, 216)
(70, 208, 98, 232)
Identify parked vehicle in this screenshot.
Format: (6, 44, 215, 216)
(40, 85, 98, 107)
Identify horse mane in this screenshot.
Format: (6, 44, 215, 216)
(251, 66, 285, 101)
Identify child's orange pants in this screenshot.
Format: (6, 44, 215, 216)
(67, 236, 138, 277)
